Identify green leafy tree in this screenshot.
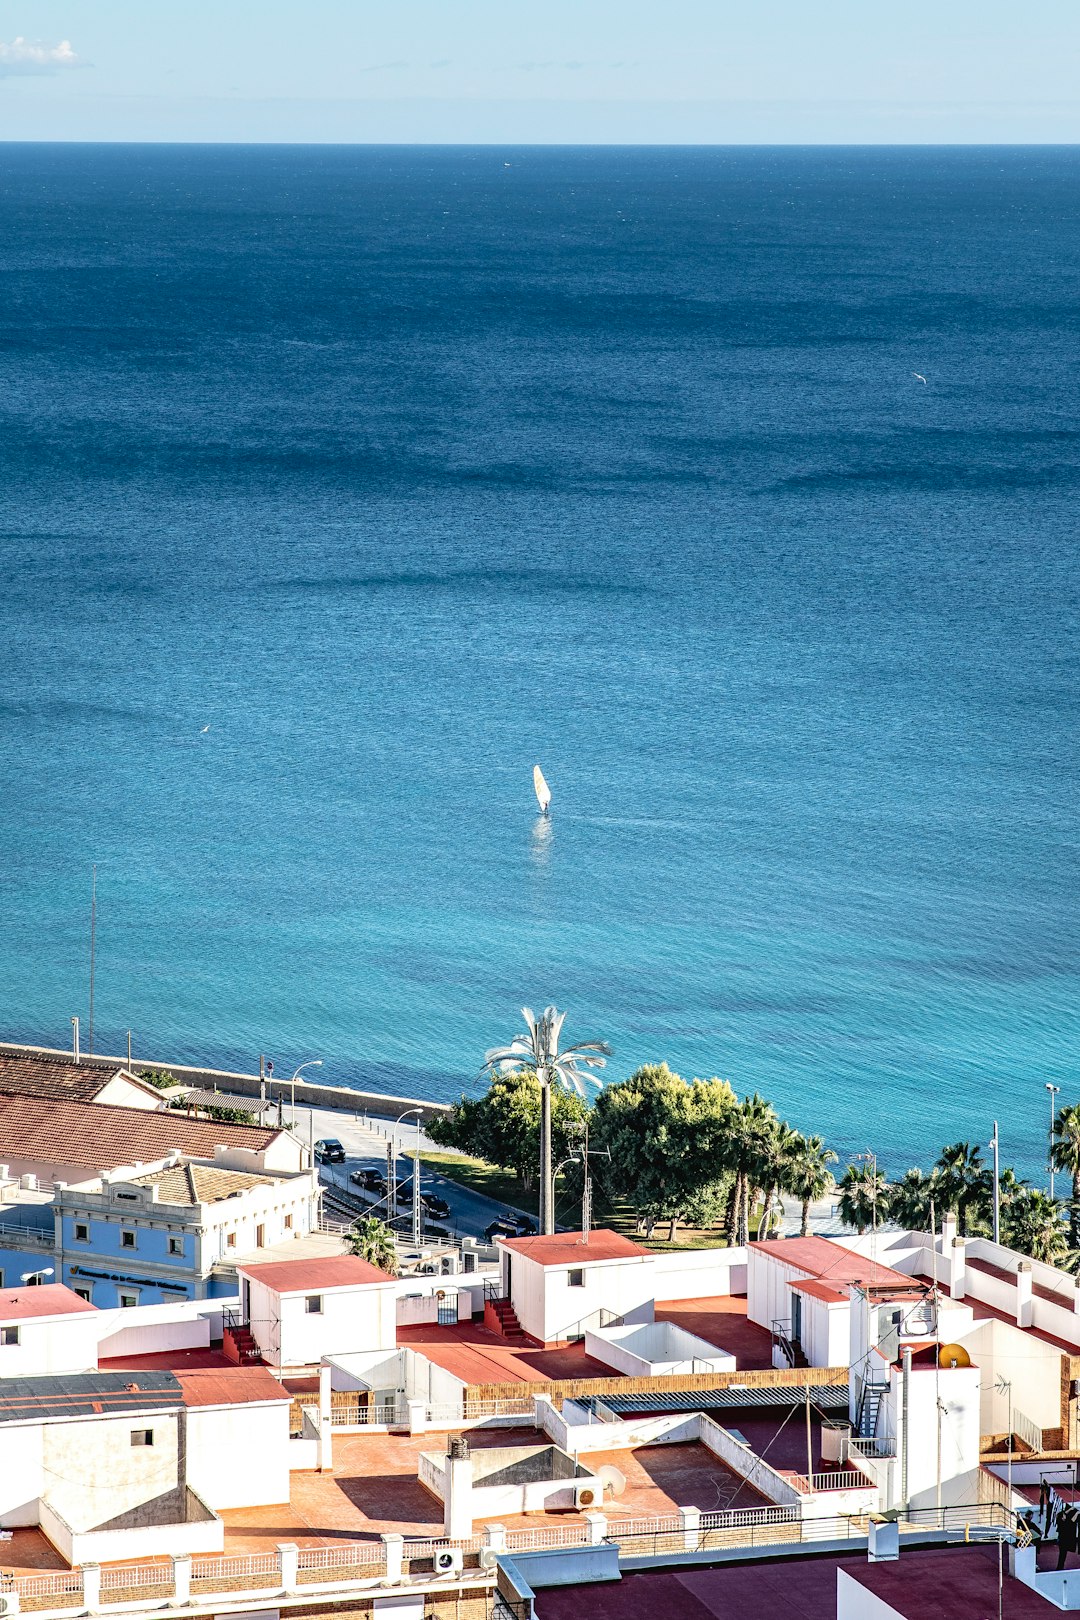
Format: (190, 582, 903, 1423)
(838, 1163, 890, 1235)
(1001, 1188, 1070, 1266)
(347, 1216, 399, 1275)
(428, 1072, 587, 1193)
(1051, 1104, 1080, 1247)
(592, 1065, 736, 1241)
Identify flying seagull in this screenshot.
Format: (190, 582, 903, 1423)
(912, 372, 927, 384)
(200, 725, 210, 733)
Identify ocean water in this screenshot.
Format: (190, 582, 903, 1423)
(1, 144, 1078, 1181)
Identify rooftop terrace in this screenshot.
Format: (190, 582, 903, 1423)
(533, 1544, 1048, 1620)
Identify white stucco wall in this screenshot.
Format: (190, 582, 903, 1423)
(883, 1362, 982, 1511)
(0, 1424, 43, 1525)
(246, 1275, 397, 1367)
(185, 1401, 291, 1509)
(503, 1248, 656, 1344)
(0, 1311, 101, 1377)
(649, 1247, 748, 1301)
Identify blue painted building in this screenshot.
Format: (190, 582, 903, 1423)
(10, 1153, 322, 1308)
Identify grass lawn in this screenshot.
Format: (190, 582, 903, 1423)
(421, 1150, 733, 1252)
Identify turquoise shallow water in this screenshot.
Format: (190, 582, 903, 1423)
(1, 145, 1078, 1178)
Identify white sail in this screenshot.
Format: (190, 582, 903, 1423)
(533, 764, 551, 813)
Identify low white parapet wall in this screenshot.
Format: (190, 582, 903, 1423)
(583, 1320, 736, 1377)
(40, 1490, 223, 1566)
(650, 1247, 748, 1301)
(95, 1297, 235, 1360)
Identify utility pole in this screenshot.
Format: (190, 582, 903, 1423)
(989, 1121, 1000, 1245)
(127, 1029, 132, 1069)
(1047, 1085, 1061, 1198)
(88, 864, 97, 1056)
(71, 1015, 80, 1065)
(412, 1115, 422, 1249)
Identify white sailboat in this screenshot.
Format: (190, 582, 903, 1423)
(533, 764, 551, 814)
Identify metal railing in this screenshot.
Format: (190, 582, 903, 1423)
(847, 1434, 896, 1460)
(4, 1502, 1018, 1615)
(0, 1221, 55, 1250)
(98, 1564, 174, 1591)
(771, 1318, 797, 1368)
(1012, 1407, 1045, 1453)
(786, 1469, 875, 1495)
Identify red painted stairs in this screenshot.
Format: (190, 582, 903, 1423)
(223, 1322, 263, 1364)
(486, 1297, 529, 1344)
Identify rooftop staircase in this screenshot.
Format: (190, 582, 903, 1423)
(223, 1319, 263, 1365)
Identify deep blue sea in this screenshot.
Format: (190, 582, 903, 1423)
(1, 145, 1078, 1180)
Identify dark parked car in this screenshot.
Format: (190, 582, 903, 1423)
(395, 1181, 451, 1220)
(505, 1213, 537, 1235)
(314, 1138, 346, 1164)
(484, 1219, 522, 1243)
(350, 1169, 388, 1196)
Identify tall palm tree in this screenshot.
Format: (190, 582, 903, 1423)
(754, 1120, 804, 1240)
(1051, 1104, 1080, 1247)
(888, 1167, 943, 1233)
(837, 1163, 890, 1235)
(347, 1216, 399, 1275)
(484, 1006, 611, 1234)
(1001, 1189, 1070, 1266)
(786, 1134, 839, 1238)
(722, 1094, 779, 1246)
(935, 1142, 991, 1237)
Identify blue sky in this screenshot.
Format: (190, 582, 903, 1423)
(2, 0, 1079, 143)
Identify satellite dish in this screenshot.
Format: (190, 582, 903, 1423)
(939, 1342, 971, 1369)
(597, 1464, 626, 1498)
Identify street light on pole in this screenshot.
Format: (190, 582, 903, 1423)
(989, 1121, 1001, 1246)
(290, 1059, 323, 1120)
(394, 1108, 424, 1249)
(21, 1267, 54, 1287)
(1047, 1084, 1061, 1198)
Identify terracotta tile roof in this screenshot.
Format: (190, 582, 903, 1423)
(128, 1163, 274, 1206)
(177, 1368, 289, 1407)
(498, 1229, 651, 1266)
(0, 1050, 145, 1104)
(238, 1255, 393, 1291)
(750, 1236, 923, 1294)
(0, 1284, 98, 1323)
(0, 1090, 281, 1173)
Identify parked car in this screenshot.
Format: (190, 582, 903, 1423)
(484, 1219, 522, 1243)
(314, 1138, 346, 1164)
(350, 1168, 388, 1196)
(395, 1181, 451, 1219)
(505, 1212, 537, 1235)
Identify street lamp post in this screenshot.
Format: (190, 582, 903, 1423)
(989, 1121, 1001, 1246)
(291, 1059, 323, 1121)
(1047, 1084, 1061, 1198)
(21, 1267, 54, 1287)
(394, 1108, 424, 1249)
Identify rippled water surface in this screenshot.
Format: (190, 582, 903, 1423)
(1, 145, 1078, 1176)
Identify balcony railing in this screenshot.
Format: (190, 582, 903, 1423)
(0, 1503, 1016, 1617)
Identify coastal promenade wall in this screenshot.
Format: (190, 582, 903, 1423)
(0, 1040, 451, 1125)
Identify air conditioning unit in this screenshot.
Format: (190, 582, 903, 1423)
(0, 1594, 21, 1616)
(478, 1547, 501, 1571)
(433, 1548, 464, 1575)
(574, 1483, 600, 1510)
